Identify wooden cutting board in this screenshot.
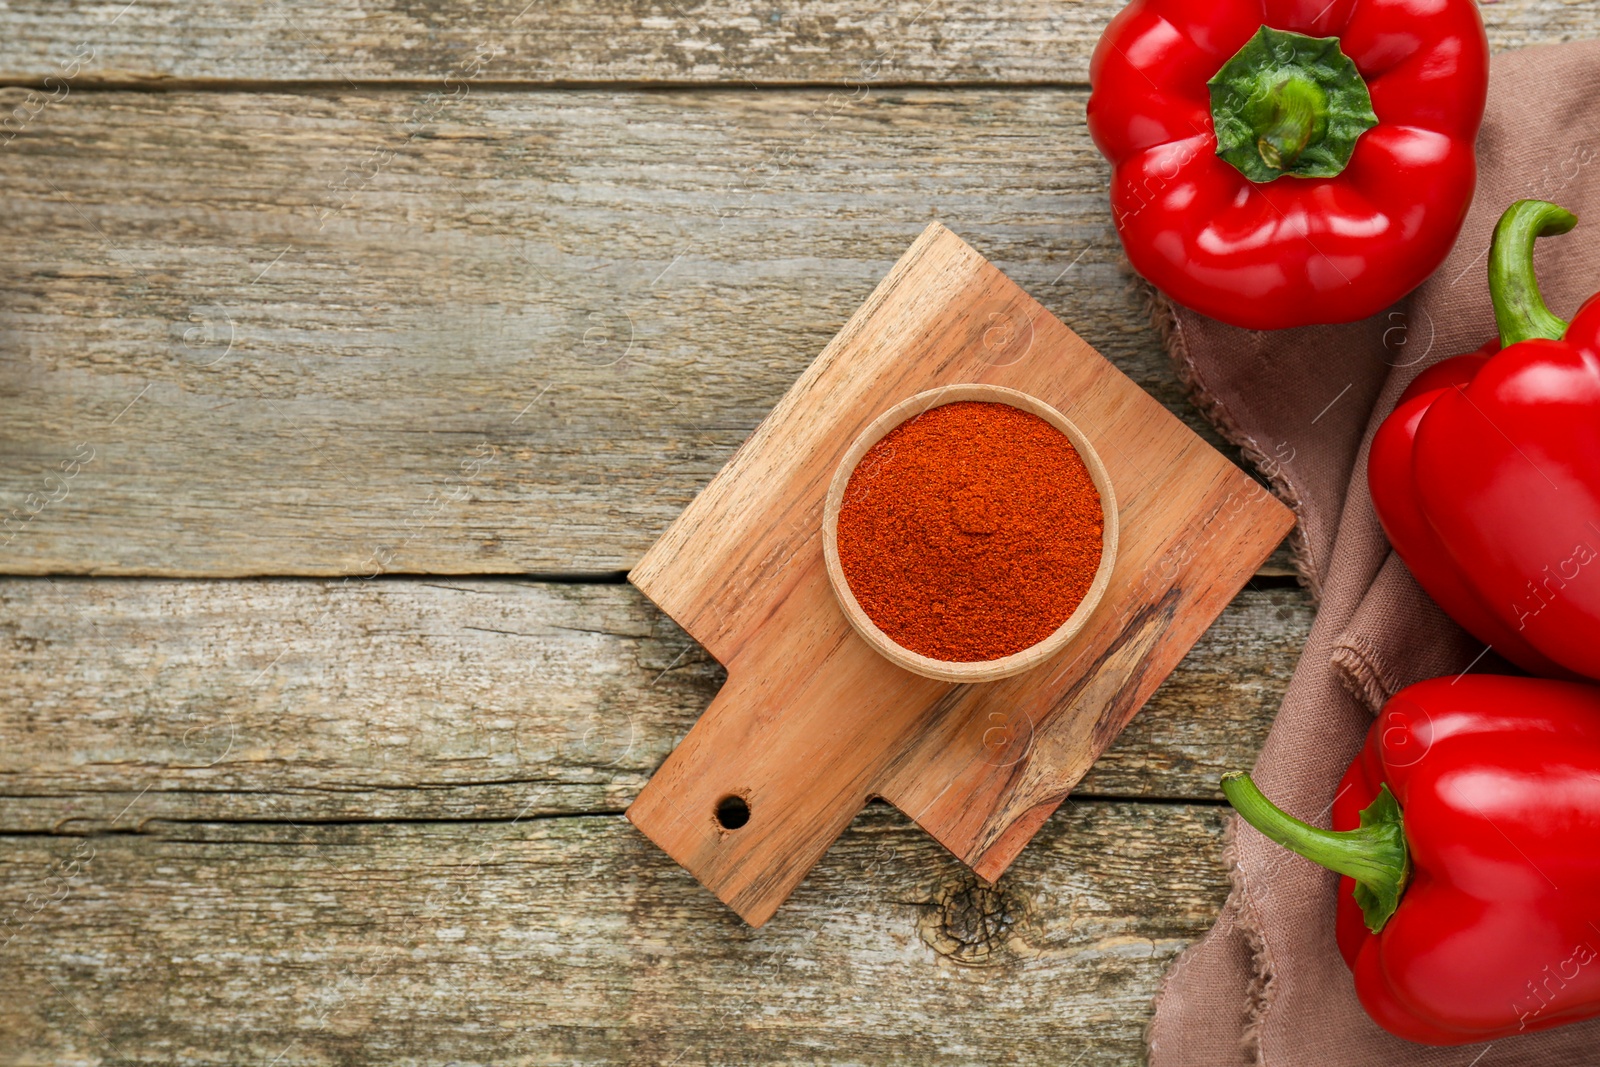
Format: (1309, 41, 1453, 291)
(626, 223, 1294, 926)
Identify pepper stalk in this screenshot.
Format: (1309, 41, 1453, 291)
(1207, 27, 1379, 183)
(1491, 199, 1579, 346)
(1221, 771, 1411, 933)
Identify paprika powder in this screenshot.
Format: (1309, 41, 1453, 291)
(835, 400, 1103, 662)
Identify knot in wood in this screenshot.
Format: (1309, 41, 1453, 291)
(918, 879, 1023, 965)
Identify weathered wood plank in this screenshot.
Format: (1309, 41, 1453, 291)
(0, 578, 1308, 830)
(0, 0, 1587, 86)
(0, 86, 1243, 577)
(0, 801, 1230, 1066)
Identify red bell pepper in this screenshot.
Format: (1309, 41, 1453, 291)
(1224, 675, 1600, 1044)
(1369, 199, 1600, 682)
(1087, 0, 1488, 330)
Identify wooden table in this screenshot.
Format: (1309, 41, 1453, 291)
(0, 4, 1588, 1063)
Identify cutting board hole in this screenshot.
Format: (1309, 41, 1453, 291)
(715, 794, 750, 830)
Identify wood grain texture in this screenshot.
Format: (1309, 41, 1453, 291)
(625, 224, 1292, 924)
(0, 86, 1193, 578)
(0, 577, 1309, 832)
(0, 802, 1231, 1067)
(8, 0, 1577, 1056)
(0, 0, 1589, 85)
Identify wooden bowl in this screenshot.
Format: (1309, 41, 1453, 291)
(822, 383, 1119, 683)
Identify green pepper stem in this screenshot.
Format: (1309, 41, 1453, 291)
(1221, 771, 1410, 933)
(1256, 75, 1327, 170)
(1207, 27, 1377, 183)
(1491, 199, 1577, 346)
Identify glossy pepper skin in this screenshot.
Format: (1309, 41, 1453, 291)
(1224, 676, 1600, 1045)
(1087, 0, 1488, 330)
(1369, 200, 1600, 681)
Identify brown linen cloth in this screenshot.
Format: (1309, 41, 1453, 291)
(1147, 39, 1600, 1066)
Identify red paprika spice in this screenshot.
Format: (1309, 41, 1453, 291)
(835, 400, 1104, 662)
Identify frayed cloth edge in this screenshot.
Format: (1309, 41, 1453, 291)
(1330, 635, 1398, 716)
